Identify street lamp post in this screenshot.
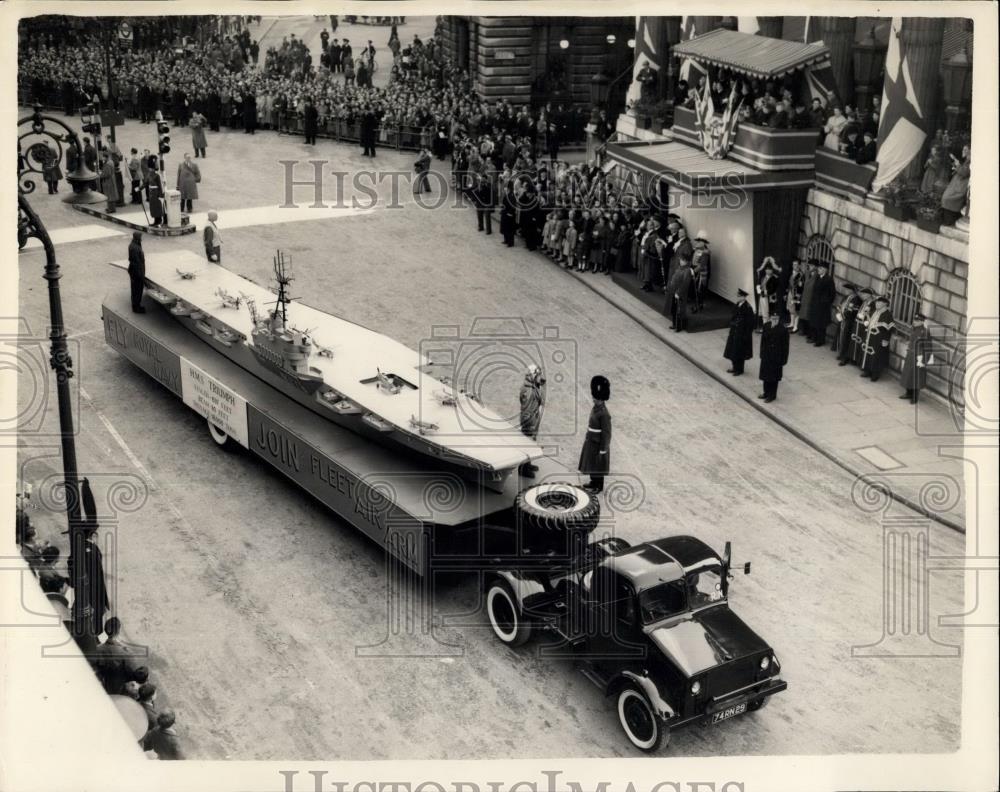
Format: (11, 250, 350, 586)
(18, 110, 100, 648)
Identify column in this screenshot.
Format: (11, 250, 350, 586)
(817, 17, 858, 107)
(899, 16, 946, 183)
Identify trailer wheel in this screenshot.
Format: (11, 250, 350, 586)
(485, 580, 532, 647)
(515, 483, 600, 535)
(207, 420, 235, 451)
(617, 686, 670, 753)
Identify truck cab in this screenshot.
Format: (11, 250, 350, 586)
(485, 534, 787, 752)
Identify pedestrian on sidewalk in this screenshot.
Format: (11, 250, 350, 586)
(785, 259, 804, 333)
(900, 313, 933, 403)
(42, 142, 62, 194)
(128, 149, 142, 204)
(860, 296, 894, 382)
(835, 283, 862, 365)
(725, 288, 755, 376)
(303, 98, 318, 145)
(666, 256, 694, 331)
(413, 147, 432, 194)
(579, 375, 611, 494)
(692, 231, 711, 312)
(100, 154, 119, 214)
(176, 152, 201, 214)
(190, 111, 208, 157)
(808, 261, 836, 347)
(204, 210, 222, 262)
(759, 314, 790, 403)
(127, 232, 146, 313)
(798, 260, 818, 339)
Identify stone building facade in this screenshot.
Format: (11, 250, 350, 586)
(797, 190, 969, 404)
(437, 16, 634, 109)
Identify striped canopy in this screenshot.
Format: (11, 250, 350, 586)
(672, 28, 831, 78)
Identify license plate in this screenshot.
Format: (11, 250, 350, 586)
(711, 702, 747, 724)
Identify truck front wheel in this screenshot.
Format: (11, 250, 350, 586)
(486, 580, 532, 647)
(617, 686, 670, 753)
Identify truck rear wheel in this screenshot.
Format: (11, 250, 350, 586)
(617, 686, 670, 753)
(515, 483, 600, 535)
(207, 420, 235, 451)
(485, 580, 531, 647)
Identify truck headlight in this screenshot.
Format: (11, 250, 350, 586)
(760, 656, 770, 670)
(690, 681, 701, 695)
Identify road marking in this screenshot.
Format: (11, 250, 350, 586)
(854, 444, 905, 471)
(21, 223, 126, 249)
(79, 385, 158, 492)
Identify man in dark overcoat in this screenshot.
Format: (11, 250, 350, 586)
(666, 256, 694, 331)
(127, 232, 146, 312)
(303, 98, 318, 145)
(360, 106, 378, 157)
(900, 313, 932, 403)
(579, 375, 611, 494)
(759, 314, 790, 402)
(724, 288, 755, 375)
(808, 261, 836, 347)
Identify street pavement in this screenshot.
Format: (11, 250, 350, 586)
(13, 108, 967, 759)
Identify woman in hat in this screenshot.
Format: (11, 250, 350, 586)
(579, 375, 611, 494)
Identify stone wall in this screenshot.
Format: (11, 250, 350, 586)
(798, 188, 969, 404)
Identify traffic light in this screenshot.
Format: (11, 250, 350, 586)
(80, 103, 101, 136)
(157, 119, 171, 156)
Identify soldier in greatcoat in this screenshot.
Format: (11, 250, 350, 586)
(758, 314, 790, 402)
(900, 312, 933, 403)
(724, 288, 755, 375)
(579, 375, 611, 494)
(691, 231, 712, 313)
(860, 296, 894, 382)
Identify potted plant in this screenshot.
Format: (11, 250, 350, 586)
(915, 190, 943, 234)
(879, 177, 917, 221)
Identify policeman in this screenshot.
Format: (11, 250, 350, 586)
(579, 375, 611, 494)
(127, 232, 146, 313)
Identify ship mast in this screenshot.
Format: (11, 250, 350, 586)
(273, 250, 293, 326)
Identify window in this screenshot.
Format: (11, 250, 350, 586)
(886, 268, 923, 328)
(806, 234, 835, 276)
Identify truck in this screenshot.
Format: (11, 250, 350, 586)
(103, 273, 786, 754)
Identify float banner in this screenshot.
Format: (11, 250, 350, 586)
(104, 308, 182, 396)
(180, 358, 250, 448)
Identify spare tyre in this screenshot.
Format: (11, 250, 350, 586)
(515, 483, 600, 541)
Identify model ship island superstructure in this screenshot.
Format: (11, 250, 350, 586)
(115, 249, 544, 489)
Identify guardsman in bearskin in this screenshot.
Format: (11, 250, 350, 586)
(724, 288, 755, 375)
(860, 295, 894, 382)
(849, 288, 877, 365)
(835, 282, 863, 365)
(579, 375, 611, 494)
(691, 230, 712, 313)
(900, 312, 933, 403)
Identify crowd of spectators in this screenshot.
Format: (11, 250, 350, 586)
(673, 66, 880, 165)
(16, 487, 182, 760)
(18, 18, 591, 155)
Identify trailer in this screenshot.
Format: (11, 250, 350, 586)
(101, 287, 591, 575)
